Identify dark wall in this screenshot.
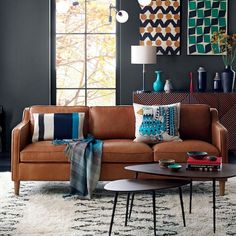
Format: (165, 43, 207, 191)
(0, 0, 235, 151)
(119, 0, 236, 104)
(0, 0, 50, 151)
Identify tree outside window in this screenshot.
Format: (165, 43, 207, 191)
(56, 0, 116, 106)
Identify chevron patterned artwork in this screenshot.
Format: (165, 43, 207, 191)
(139, 0, 181, 55)
(188, 0, 228, 55)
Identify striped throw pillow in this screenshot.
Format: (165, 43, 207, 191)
(32, 113, 85, 142)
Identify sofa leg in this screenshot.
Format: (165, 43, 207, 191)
(219, 180, 225, 196)
(14, 181, 20, 195)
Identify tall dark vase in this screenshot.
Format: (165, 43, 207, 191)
(221, 66, 236, 93)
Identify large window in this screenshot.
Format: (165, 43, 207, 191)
(55, 0, 116, 106)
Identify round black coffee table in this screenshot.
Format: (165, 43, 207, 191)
(104, 179, 190, 236)
(125, 163, 236, 233)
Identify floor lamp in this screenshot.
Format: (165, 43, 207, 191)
(131, 45, 157, 93)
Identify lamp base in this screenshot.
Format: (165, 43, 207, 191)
(136, 90, 152, 94)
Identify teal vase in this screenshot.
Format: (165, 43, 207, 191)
(153, 71, 164, 92)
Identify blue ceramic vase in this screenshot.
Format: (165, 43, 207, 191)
(153, 71, 164, 92)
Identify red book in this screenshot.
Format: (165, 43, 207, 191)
(187, 156, 222, 166)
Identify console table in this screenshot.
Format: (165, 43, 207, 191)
(133, 92, 236, 150)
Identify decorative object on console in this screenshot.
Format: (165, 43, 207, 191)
(213, 72, 221, 92)
(32, 113, 85, 142)
(109, 4, 129, 23)
(133, 103, 181, 143)
(164, 79, 173, 93)
(139, 0, 181, 55)
(189, 72, 194, 93)
(188, 0, 228, 55)
(131, 45, 157, 92)
(211, 31, 236, 92)
(153, 70, 163, 92)
(221, 66, 236, 92)
(197, 67, 207, 92)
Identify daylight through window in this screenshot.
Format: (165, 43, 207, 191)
(56, 0, 116, 106)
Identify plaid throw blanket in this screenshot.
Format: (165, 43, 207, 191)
(53, 136, 103, 199)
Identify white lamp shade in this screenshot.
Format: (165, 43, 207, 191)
(131, 46, 157, 64)
(138, 0, 152, 6)
(116, 10, 129, 23)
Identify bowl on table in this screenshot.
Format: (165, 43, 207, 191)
(159, 159, 175, 168)
(168, 163, 182, 171)
(187, 151, 208, 160)
(207, 156, 217, 161)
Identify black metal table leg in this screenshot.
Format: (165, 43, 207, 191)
(129, 193, 135, 219)
(213, 179, 216, 233)
(125, 193, 130, 226)
(129, 172, 139, 220)
(189, 180, 192, 214)
(179, 187, 186, 227)
(152, 190, 156, 236)
(109, 192, 118, 236)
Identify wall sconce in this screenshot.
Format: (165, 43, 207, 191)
(109, 4, 129, 23)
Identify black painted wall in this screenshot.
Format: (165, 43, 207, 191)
(0, 0, 236, 151)
(0, 0, 50, 151)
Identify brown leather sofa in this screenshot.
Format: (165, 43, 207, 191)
(11, 104, 228, 196)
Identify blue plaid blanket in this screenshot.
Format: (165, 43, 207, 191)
(53, 136, 103, 199)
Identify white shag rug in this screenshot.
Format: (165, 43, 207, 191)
(1, 172, 236, 236)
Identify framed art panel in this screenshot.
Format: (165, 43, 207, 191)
(187, 0, 228, 55)
(139, 0, 181, 55)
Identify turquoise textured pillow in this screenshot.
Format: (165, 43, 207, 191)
(133, 103, 182, 143)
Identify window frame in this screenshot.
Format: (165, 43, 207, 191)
(50, 0, 120, 106)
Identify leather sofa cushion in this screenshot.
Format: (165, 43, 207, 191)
(21, 139, 153, 163)
(20, 141, 68, 163)
(89, 106, 135, 139)
(179, 104, 211, 142)
(29, 106, 90, 137)
(153, 140, 220, 162)
(102, 139, 153, 163)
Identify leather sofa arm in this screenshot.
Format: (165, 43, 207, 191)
(211, 108, 228, 163)
(11, 108, 31, 180)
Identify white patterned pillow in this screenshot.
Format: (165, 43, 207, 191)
(133, 103, 182, 143)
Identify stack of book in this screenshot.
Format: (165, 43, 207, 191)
(187, 156, 222, 171)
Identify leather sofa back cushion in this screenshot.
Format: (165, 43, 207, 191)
(29, 106, 90, 136)
(179, 104, 211, 142)
(89, 106, 135, 139)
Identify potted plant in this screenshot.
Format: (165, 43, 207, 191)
(211, 30, 236, 92)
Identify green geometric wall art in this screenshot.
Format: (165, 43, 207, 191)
(188, 0, 228, 55)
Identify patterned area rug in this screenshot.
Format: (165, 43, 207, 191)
(1, 172, 236, 236)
